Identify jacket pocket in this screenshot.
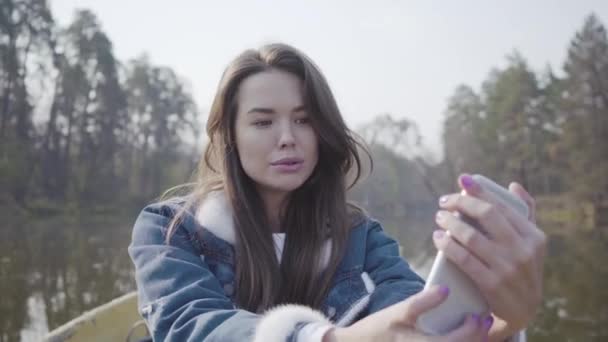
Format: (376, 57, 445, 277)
(321, 269, 376, 326)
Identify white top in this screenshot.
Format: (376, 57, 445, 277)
(272, 233, 333, 341)
(273, 233, 286, 262)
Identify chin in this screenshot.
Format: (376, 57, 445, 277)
(269, 182, 304, 193)
(262, 178, 308, 194)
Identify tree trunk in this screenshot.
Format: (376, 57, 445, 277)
(0, 19, 17, 143)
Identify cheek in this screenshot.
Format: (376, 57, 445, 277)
(298, 129, 319, 170)
(236, 127, 272, 174)
(301, 129, 319, 163)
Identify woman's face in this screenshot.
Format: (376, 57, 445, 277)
(234, 69, 319, 196)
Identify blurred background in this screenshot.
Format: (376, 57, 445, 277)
(1, 1, 607, 341)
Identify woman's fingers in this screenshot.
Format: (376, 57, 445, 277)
(441, 314, 492, 342)
(439, 190, 519, 243)
(434, 202, 540, 281)
(432, 230, 499, 290)
(393, 285, 450, 326)
(508, 182, 536, 223)
(434, 210, 498, 267)
(489, 201, 546, 275)
(432, 229, 523, 308)
(436, 176, 547, 333)
(505, 183, 547, 264)
(450, 175, 546, 272)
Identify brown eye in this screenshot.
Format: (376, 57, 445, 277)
(295, 117, 310, 124)
(253, 120, 272, 127)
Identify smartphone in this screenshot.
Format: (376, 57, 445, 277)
(416, 174, 529, 335)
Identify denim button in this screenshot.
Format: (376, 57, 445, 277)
(224, 283, 234, 296)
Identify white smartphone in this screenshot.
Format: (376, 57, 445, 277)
(416, 174, 529, 335)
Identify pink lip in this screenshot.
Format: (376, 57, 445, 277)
(271, 157, 304, 165)
(270, 157, 304, 173)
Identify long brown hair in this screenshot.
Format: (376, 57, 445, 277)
(164, 43, 370, 312)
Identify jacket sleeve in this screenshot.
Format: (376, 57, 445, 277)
(359, 219, 426, 316)
(128, 202, 331, 341)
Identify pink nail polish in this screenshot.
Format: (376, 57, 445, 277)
(461, 174, 475, 189)
(439, 285, 450, 297)
(484, 316, 494, 330)
(439, 195, 449, 205)
(433, 230, 445, 240)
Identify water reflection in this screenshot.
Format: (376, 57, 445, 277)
(1, 212, 607, 341)
(0, 213, 136, 342)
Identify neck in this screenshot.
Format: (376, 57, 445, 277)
(259, 188, 290, 233)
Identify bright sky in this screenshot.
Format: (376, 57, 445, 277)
(51, 0, 608, 160)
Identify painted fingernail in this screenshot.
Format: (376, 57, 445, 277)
(433, 230, 445, 240)
(439, 195, 449, 205)
(439, 285, 450, 297)
(484, 316, 494, 330)
(461, 174, 475, 190)
(435, 211, 447, 222)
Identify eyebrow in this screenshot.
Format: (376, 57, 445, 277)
(247, 105, 307, 114)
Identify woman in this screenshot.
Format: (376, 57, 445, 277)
(128, 43, 545, 341)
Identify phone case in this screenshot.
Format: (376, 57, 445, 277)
(415, 174, 529, 335)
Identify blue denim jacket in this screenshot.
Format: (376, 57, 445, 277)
(128, 192, 426, 341)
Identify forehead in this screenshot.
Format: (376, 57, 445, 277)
(236, 69, 304, 109)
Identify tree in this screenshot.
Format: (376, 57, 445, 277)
(559, 13, 608, 201)
(54, 10, 128, 203)
(0, 0, 54, 203)
(353, 114, 439, 259)
(442, 85, 486, 182)
(443, 52, 559, 194)
(124, 55, 200, 201)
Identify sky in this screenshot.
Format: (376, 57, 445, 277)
(50, 0, 608, 160)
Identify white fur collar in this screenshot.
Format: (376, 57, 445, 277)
(194, 191, 332, 269)
(195, 191, 237, 245)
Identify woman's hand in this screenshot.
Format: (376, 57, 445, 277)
(432, 174, 546, 341)
(323, 285, 492, 342)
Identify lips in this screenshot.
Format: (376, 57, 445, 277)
(270, 157, 304, 173)
(271, 157, 304, 166)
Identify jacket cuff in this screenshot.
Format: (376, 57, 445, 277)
(253, 304, 333, 342)
(296, 322, 335, 342)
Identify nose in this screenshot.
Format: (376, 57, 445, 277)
(278, 120, 296, 149)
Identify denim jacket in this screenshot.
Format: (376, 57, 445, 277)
(128, 192, 525, 341)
